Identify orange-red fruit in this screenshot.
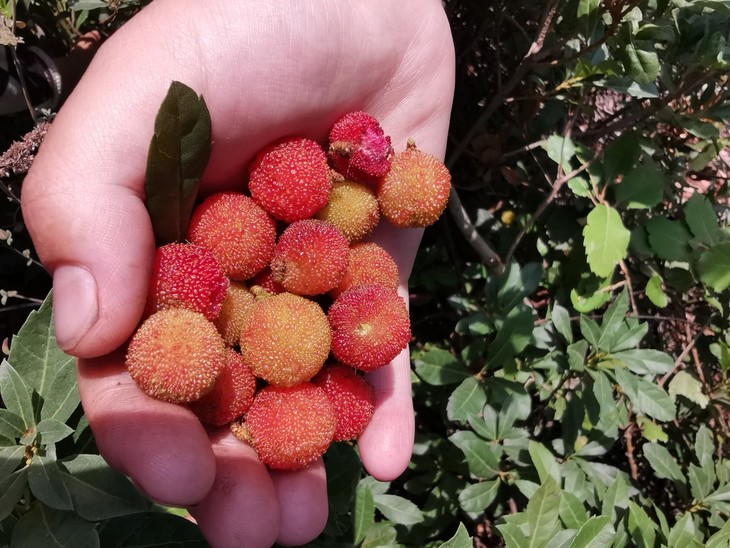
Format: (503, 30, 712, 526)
(331, 242, 400, 299)
(314, 180, 380, 243)
(328, 284, 411, 372)
(126, 308, 225, 404)
(312, 364, 375, 441)
(214, 282, 256, 347)
(249, 267, 285, 296)
(187, 192, 276, 281)
(239, 383, 337, 470)
(270, 219, 349, 296)
(240, 292, 331, 386)
(248, 137, 331, 222)
(144, 243, 228, 321)
(328, 111, 394, 183)
(188, 348, 257, 426)
(377, 144, 451, 228)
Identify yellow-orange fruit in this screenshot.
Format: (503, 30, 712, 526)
(188, 348, 257, 426)
(330, 242, 400, 299)
(314, 180, 380, 243)
(233, 383, 336, 470)
(312, 364, 375, 441)
(214, 282, 256, 347)
(126, 308, 225, 404)
(240, 292, 331, 386)
(270, 219, 349, 296)
(376, 145, 451, 228)
(187, 192, 277, 281)
(328, 284, 411, 372)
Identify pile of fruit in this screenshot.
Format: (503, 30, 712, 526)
(125, 112, 451, 470)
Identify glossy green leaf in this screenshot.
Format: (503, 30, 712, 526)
(568, 516, 615, 548)
(0, 360, 34, 430)
(583, 205, 630, 278)
(614, 165, 665, 209)
(622, 40, 660, 84)
(145, 81, 211, 245)
(458, 479, 500, 513)
(611, 349, 674, 376)
(446, 377, 486, 423)
(579, 316, 601, 348)
(695, 426, 714, 469)
(373, 494, 424, 525)
(602, 132, 641, 184)
(526, 478, 561, 547)
(688, 463, 714, 501)
(597, 290, 629, 351)
(486, 305, 534, 369)
(353, 480, 374, 545)
(8, 293, 75, 406)
(698, 242, 730, 292)
(646, 218, 693, 262)
(543, 135, 577, 172)
(551, 303, 573, 344)
(360, 522, 397, 548)
(528, 441, 561, 485)
(414, 348, 470, 385)
(600, 475, 629, 522)
(667, 513, 698, 547)
(627, 501, 656, 547)
(559, 490, 589, 529)
(496, 522, 529, 548)
(684, 193, 718, 245)
(467, 408, 497, 441)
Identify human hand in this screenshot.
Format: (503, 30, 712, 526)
(22, 1, 455, 545)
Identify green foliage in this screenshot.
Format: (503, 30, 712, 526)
(0, 295, 204, 546)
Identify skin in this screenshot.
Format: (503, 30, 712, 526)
(21, 1, 455, 546)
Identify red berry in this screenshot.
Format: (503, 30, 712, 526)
(329, 111, 393, 183)
(313, 364, 375, 441)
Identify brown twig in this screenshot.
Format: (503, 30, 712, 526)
(447, 189, 503, 274)
(624, 420, 639, 481)
(658, 318, 712, 388)
(619, 260, 638, 316)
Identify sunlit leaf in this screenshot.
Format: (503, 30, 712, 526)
(583, 205, 630, 277)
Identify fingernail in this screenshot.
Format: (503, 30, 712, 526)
(53, 265, 99, 351)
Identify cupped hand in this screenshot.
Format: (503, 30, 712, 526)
(22, 1, 454, 545)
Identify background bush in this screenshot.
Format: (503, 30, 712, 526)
(2, 1, 730, 546)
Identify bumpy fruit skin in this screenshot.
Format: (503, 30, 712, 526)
(144, 243, 228, 321)
(234, 383, 336, 470)
(328, 284, 411, 372)
(331, 242, 400, 299)
(248, 137, 331, 222)
(240, 292, 331, 386)
(126, 308, 225, 404)
(312, 364, 375, 441)
(270, 219, 349, 296)
(188, 348, 257, 426)
(187, 192, 276, 281)
(328, 111, 393, 182)
(249, 267, 285, 296)
(314, 180, 380, 243)
(214, 282, 256, 347)
(376, 144, 451, 228)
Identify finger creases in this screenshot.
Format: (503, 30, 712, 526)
(77, 354, 216, 506)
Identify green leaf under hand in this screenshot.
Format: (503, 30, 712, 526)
(145, 81, 212, 245)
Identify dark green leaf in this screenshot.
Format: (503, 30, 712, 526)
(688, 464, 713, 501)
(0, 445, 24, 481)
(496, 262, 542, 312)
(436, 523, 473, 548)
(36, 418, 74, 445)
(583, 205, 630, 277)
(601, 475, 629, 522)
(414, 348, 470, 385)
(145, 81, 212, 245)
(611, 349, 674, 376)
(59, 454, 149, 520)
(528, 441, 561, 485)
(96, 512, 207, 548)
(10, 504, 99, 548)
(458, 479, 500, 513)
(486, 305, 533, 369)
(646, 218, 693, 262)
(39, 357, 79, 425)
(614, 165, 665, 209)
(497, 522, 529, 548)
(602, 133, 641, 184)
(544, 135, 577, 171)
(0, 409, 25, 440)
(698, 242, 730, 292)
(643, 443, 684, 482)
(567, 340, 588, 372)
(568, 516, 615, 548)
(449, 431, 500, 479)
(684, 194, 718, 245)
(373, 494, 423, 525)
(353, 480, 374, 545)
(27, 456, 73, 511)
(622, 40, 660, 83)
(360, 522, 397, 548)
(447, 377, 486, 423)
(551, 303, 573, 344)
(0, 360, 34, 430)
(611, 320, 648, 352)
(597, 290, 629, 351)
(0, 468, 28, 521)
(468, 408, 497, 441)
(614, 369, 675, 421)
(8, 293, 75, 405)
(695, 426, 714, 469)
(579, 316, 601, 348)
